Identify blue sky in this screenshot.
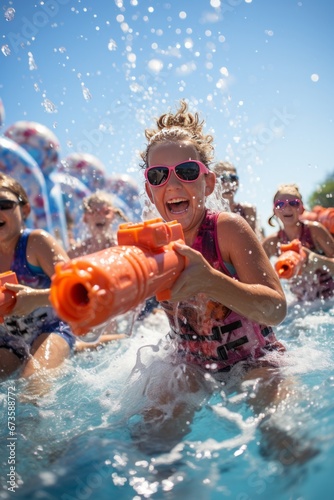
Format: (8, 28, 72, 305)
(1, 0, 334, 234)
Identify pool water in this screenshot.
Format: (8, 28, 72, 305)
(1, 295, 334, 500)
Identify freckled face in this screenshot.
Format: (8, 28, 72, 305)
(145, 141, 215, 239)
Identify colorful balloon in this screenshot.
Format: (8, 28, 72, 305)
(0, 136, 52, 232)
(4, 120, 60, 175)
(3, 121, 71, 245)
(50, 169, 91, 240)
(61, 153, 107, 192)
(107, 173, 142, 221)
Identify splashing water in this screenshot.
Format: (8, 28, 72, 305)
(0, 293, 333, 499)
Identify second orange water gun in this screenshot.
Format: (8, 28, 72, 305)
(301, 205, 334, 235)
(50, 218, 186, 336)
(274, 239, 307, 279)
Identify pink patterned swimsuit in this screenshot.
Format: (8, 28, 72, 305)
(161, 210, 283, 373)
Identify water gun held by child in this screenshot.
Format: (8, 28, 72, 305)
(274, 239, 307, 280)
(50, 218, 187, 336)
(0, 271, 18, 323)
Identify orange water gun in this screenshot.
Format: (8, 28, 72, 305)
(301, 205, 334, 235)
(0, 271, 18, 322)
(50, 218, 186, 336)
(318, 208, 334, 234)
(274, 239, 307, 279)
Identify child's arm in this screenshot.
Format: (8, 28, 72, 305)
(262, 233, 279, 258)
(309, 222, 334, 257)
(3, 284, 51, 315)
(302, 247, 334, 274)
(4, 229, 70, 317)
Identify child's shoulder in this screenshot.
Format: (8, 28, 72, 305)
(217, 210, 250, 226)
(217, 210, 256, 242)
(27, 228, 64, 253)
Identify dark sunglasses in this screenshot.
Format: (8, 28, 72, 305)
(219, 173, 239, 183)
(0, 199, 20, 211)
(274, 199, 301, 209)
(145, 160, 209, 187)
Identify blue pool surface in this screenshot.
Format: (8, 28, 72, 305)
(1, 294, 334, 500)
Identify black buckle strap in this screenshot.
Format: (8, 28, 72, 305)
(217, 335, 249, 360)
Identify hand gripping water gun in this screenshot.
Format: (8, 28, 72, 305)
(50, 218, 186, 336)
(274, 239, 307, 279)
(0, 271, 18, 322)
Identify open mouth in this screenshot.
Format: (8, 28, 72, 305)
(166, 198, 189, 214)
(222, 187, 237, 195)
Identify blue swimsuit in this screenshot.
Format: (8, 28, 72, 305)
(0, 229, 75, 359)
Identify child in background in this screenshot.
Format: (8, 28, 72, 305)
(67, 191, 130, 350)
(0, 173, 74, 383)
(212, 160, 264, 238)
(263, 183, 334, 301)
(124, 100, 305, 461)
(68, 190, 129, 258)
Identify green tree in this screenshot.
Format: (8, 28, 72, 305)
(308, 172, 334, 208)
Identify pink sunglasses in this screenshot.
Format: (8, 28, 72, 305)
(145, 160, 209, 187)
(274, 199, 301, 209)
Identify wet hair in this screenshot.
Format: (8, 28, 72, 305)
(212, 161, 237, 176)
(268, 183, 303, 227)
(140, 99, 215, 168)
(0, 172, 29, 206)
(83, 190, 129, 221)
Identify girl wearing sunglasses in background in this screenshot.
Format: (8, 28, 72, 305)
(263, 183, 334, 301)
(212, 160, 264, 239)
(122, 100, 313, 462)
(0, 172, 74, 391)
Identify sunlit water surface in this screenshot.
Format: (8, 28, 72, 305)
(1, 291, 334, 500)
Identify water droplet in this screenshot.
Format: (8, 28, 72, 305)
(28, 52, 37, 70)
(42, 99, 57, 113)
(1, 45, 11, 57)
(147, 59, 163, 74)
(184, 38, 193, 49)
(4, 8, 15, 21)
(108, 39, 117, 51)
(82, 86, 92, 101)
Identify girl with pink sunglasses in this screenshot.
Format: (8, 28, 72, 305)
(263, 183, 334, 301)
(125, 100, 316, 461)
